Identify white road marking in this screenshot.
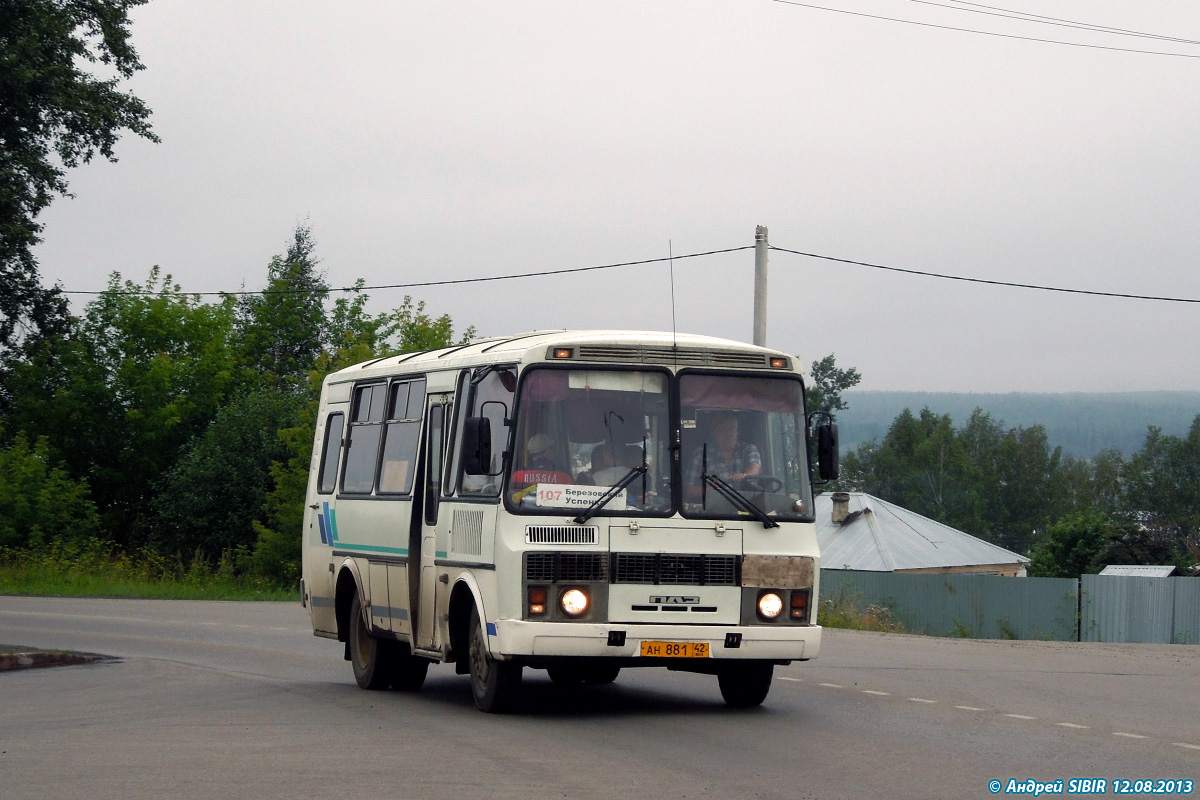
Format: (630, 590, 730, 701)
(955, 705, 986, 711)
(818, 683, 843, 688)
(1172, 742, 1200, 751)
(1004, 714, 1038, 720)
(1055, 723, 1089, 729)
(909, 698, 936, 704)
(862, 690, 890, 696)
(777, 677, 802, 682)
(1112, 732, 1147, 739)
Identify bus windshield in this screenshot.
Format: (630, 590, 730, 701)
(507, 367, 814, 522)
(679, 373, 813, 522)
(508, 368, 671, 515)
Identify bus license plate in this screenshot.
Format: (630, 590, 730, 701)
(640, 641, 710, 658)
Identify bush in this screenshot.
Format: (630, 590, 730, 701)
(0, 433, 100, 549)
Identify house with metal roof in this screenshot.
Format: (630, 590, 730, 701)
(815, 492, 1029, 576)
(1097, 565, 1177, 577)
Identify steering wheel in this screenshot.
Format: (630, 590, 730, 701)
(736, 475, 783, 493)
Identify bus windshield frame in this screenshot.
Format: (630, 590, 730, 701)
(503, 365, 816, 523)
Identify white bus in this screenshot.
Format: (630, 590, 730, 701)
(301, 330, 837, 712)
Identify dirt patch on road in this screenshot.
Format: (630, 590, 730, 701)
(0, 645, 115, 671)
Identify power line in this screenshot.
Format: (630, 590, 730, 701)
(58, 242, 1200, 305)
(907, 0, 1200, 46)
(59, 246, 755, 297)
(770, 0, 1200, 59)
(769, 246, 1200, 304)
(945, 0, 1200, 46)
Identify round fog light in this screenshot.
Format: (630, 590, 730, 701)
(757, 591, 784, 620)
(560, 588, 589, 617)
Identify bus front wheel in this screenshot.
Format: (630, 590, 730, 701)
(468, 606, 521, 712)
(717, 662, 774, 708)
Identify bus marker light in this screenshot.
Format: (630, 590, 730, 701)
(790, 590, 810, 621)
(528, 587, 547, 616)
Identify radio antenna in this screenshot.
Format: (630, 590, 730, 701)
(669, 239, 678, 353)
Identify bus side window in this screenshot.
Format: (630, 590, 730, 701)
(378, 378, 425, 495)
(425, 404, 445, 525)
(458, 368, 515, 497)
(342, 383, 386, 494)
(317, 413, 344, 494)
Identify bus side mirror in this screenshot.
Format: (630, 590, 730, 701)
(462, 417, 492, 475)
(817, 423, 839, 481)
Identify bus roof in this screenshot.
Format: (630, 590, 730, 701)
(325, 330, 801, 383)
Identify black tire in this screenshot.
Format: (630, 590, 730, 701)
(468, 605, 522, 712)
(388, 647, 430, 691)
(349, 594, 392, 690)
(718, 662, 774, 708)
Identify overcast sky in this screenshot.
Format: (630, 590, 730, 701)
(33, 0, 1200, 393)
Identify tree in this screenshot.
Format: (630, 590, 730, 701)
(0, 430, 100, 549)
(1, 0, 157, 354)
(805, 354, 861, 418)
(1027, 511, 1112, 578)
(236, 226, 328, 388)
(5, 268, 248, 543)
(150, 386, 304, 560)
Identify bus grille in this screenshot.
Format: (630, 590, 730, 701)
(525, 552, 608, 583)
(574, 345, 778, 369)
(526, 525, 598, 545)
(612, 553, 740, 586)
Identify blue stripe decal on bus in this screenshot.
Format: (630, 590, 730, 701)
(334, 543, 410, 556)
(317, 514, 328, 545)
(486, 622, 497, 636)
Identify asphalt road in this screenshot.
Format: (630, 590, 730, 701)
(1, 596, 1196, 799)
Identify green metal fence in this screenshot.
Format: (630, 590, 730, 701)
(821, 570, 1200, 643)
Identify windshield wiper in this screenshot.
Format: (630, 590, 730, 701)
(700, 445, 779, 529)
(573, 465, 646, 525)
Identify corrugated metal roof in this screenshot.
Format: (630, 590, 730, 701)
(815, 492, 1029, 572)
(1098, 565, 1177, 577)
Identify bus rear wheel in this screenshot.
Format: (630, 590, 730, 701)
(468, 605, 521, 712)
(717, 662, 774, 708)
(349, 594, 391, 690)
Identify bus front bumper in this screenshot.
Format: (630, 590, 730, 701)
(491, 620, 821, 662)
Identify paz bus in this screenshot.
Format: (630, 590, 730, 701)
(300, 330, 837, 712)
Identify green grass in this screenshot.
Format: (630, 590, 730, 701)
(0, 538, 295, 601)
(818, 588, 907, 633)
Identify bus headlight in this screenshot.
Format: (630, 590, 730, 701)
(560, 588, 589, 617)
(757, 591, 784, 621)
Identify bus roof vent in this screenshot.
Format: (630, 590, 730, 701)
(573, 345, 770, 369)
(526, 525, 599, 545)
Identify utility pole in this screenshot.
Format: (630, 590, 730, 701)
(753, 225, 768, 347)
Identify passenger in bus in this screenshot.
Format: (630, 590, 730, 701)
(686, 413, 761, 497)
(585, 442, 636, 486)
(526, 433, 556, 471)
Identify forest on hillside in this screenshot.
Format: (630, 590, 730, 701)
(837, 391, 1200, 458)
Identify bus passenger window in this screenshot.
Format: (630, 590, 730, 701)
(342, 383, 386, 493)
(317, 413, 344, 494)
(379, 378, 425, 495)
